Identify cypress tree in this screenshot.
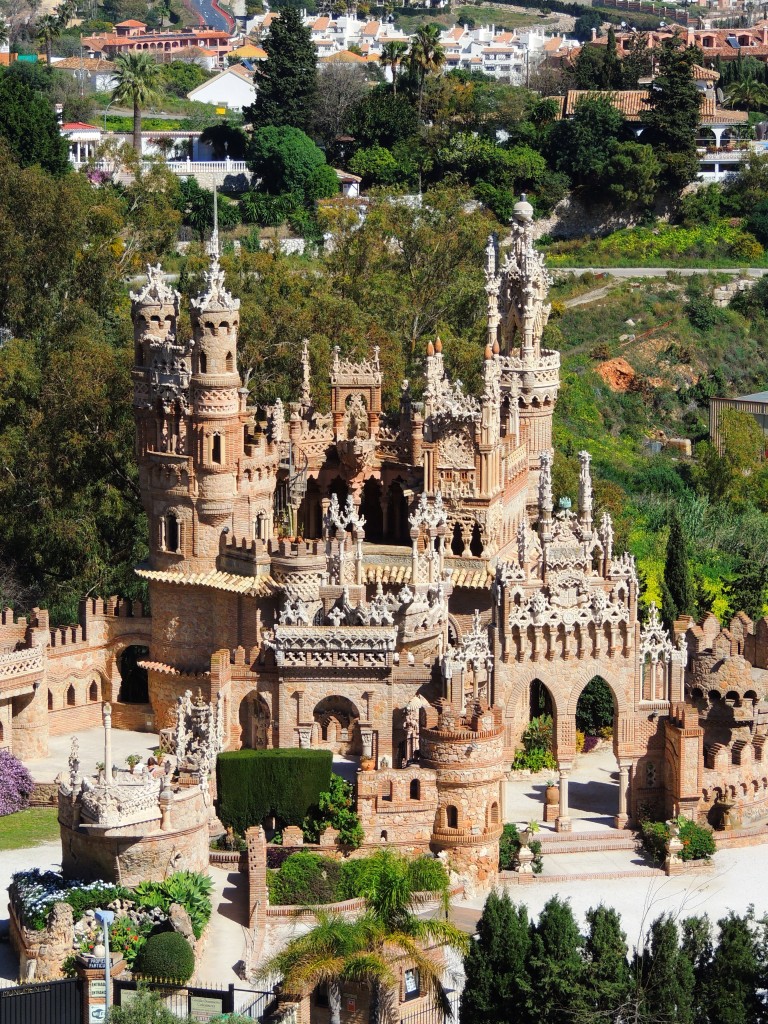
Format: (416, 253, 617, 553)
(723, 553, 768, 623)
(579, 905, 631, 1022)
(662, 505, 694, 629)
(640, 36, 701, 189)
(601, 27, 623, 89)
(632, 914, 695, 1024)
(243, 7, 317, 133)
(681, 916, 712, 1024)
(708, 912, 762, 1024)
(527, 896, 586, 1024)
(460, 891, 532, 1024)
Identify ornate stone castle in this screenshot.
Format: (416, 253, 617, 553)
(3, 198, 768, 881)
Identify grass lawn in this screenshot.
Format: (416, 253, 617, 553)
(0, 807, 60, 851)
(396, 6, 556, 33)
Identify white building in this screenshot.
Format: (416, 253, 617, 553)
(186, 63, 256, 111)
(51, 56, 118, 91)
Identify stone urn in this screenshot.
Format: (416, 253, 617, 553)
(545, 783, 559, 807)
(360, 756, 375, 772)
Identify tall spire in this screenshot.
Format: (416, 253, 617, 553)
(206, 185, 219, 260)
(300, 337, 312, 409)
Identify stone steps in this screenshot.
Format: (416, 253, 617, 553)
(537, 831, 640, 856)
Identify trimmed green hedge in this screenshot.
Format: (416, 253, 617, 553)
(216, 749, 332, 834)
(135, 931, 195, 983)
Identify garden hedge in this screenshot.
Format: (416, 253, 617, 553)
(216, 749, 332, 834)
(135, 931, 195, 983)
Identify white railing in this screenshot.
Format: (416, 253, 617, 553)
(71, 158, 249, 174)
(0, 645, 44, 685)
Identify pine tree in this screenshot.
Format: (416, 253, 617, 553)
(244, 7, 317, 133)
(681, 916, 713, 1024)
(632, 914, 695, 1024)
(662, 505, 694, 629)
(579, 905, 631, 1022)
(460, 891, 532, 1024)
(723, 553, 768, 623)
(527, 896, 586, 1024)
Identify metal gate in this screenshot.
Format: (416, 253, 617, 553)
(0, 978, 82, 1024)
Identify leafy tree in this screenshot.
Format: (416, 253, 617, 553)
(162, 58, 210, 98)
(527, 896, 586, 1024)
(575, 677, 614, 735)
(243, 6, 317, 133)
(573, 8, 602, 42)
(349, 144, 403, 187)
(302, 775, 364, 848)
(349, 88, 418, 149)
(550, 96, 623, 190)
(111, 52, 163, 153)
(409, 24, 445, 119)
(247, 125, 326, 195)
(744, 196, 768, 246)
(199, 121, 247, 159)
(632, 915, 695, 1024)
(662, 505, 695, 628)
(622, 32, 654, 87)
(570, 44, 606, 89)
(604, 140, 661, 209)
(460, 891, 532, 1024)
(312, 63, 367, 154)
(0, 71, 69, 175)
(640, 36, 701, 190)
(581, 905, 631, 1022)
(381, 39, 408, 96)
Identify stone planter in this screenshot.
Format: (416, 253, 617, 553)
(360, 756, 375, 772)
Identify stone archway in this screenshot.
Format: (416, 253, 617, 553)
(312, 695, 361, 756)
(117, 645, 149, 703)
(238, 690, 271, 749)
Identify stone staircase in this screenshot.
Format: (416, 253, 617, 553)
(537, 829, 640, 857)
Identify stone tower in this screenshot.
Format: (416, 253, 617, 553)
(486, 196, 560, 504)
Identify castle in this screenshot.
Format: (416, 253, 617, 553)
(3, 197, 768, 882)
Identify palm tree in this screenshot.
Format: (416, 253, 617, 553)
(408, 24, 446, 120)
(258, 852, 468, 1024)
(725, 75, 768, 112)
(381, 39, 408, 97)
(36, 14, 62, 65)
(111, 52, 163, 154)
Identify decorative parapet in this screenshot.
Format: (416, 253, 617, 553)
(331, 345, 382, 387)
(269, 625, 397, 669)
(0, 645, 45, 691)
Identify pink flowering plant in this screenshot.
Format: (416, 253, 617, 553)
(0, 750, 34, 815)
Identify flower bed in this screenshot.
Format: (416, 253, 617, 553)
(10, 871, 126, 931)
(640, 816, 716, 863)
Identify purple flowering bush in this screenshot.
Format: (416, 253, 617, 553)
(0, 749, 34, 815)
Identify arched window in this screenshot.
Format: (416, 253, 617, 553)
(470, 522, 483, 557)
(165, 513, 180, 553)
(66, 684, 76, 707)
(226, 351, 234, 372)
(489, 801, 499, 824)
(212, 433, 223, 464)
(446, 805, 458, 829)
(48, 690, 53, 710)
(380, 830, 388, 842)
(89, 680, 99, 702)
(199, 352, 207, 374)
(451, 522, 464, 555)
(410, 779, 420, 800)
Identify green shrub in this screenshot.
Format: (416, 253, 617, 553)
(511, 747, 557, 772)
(134, 931, 195, 983)
(640, 816, 716, 863)
(132, 871, 213, 940)
(303, 775, 364, 849)
(498, 823, 543, 874)
(266, 853, 342, 906)
(217, 749, 332, 835)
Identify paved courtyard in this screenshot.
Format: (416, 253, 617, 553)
(23, 726, 160, 782)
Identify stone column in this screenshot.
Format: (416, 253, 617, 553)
(556, 765, 572, 832)
(103, 703, 113, 786)
(615, 761, 630, 828)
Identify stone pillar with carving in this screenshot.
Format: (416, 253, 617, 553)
(556, 764, 572, 832)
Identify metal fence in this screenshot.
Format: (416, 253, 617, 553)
(399, 990, 461, 1024)
(114, 978, 278, 1021)
(0, 978, 82, 1024)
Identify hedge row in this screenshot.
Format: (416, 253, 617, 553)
(216, 749, 333, 835)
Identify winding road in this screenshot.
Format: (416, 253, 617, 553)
(183, 0, 234, 33)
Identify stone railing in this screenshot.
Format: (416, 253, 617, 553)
(0, 645, 44, 690)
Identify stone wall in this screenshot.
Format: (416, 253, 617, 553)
(9, 901, 74, 982)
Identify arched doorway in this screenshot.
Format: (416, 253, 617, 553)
(118, 646, 149, 703)
(568, 676, 620, 827)
(301, 477, 322, 539)
(239, 690, 270, 749)
(386, 480, 409, 545)
(312, 695, 361, 756)
(360, 477, 384, 543)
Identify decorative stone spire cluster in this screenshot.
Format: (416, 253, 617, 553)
(190, 257, 240, 314)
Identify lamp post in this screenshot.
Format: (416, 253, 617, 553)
(103, 96, 116, 133)
(94, 909, 115, 1016)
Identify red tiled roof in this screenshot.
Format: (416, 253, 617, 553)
(61, 121, 102, 130)
(115, 18, 146, 26)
